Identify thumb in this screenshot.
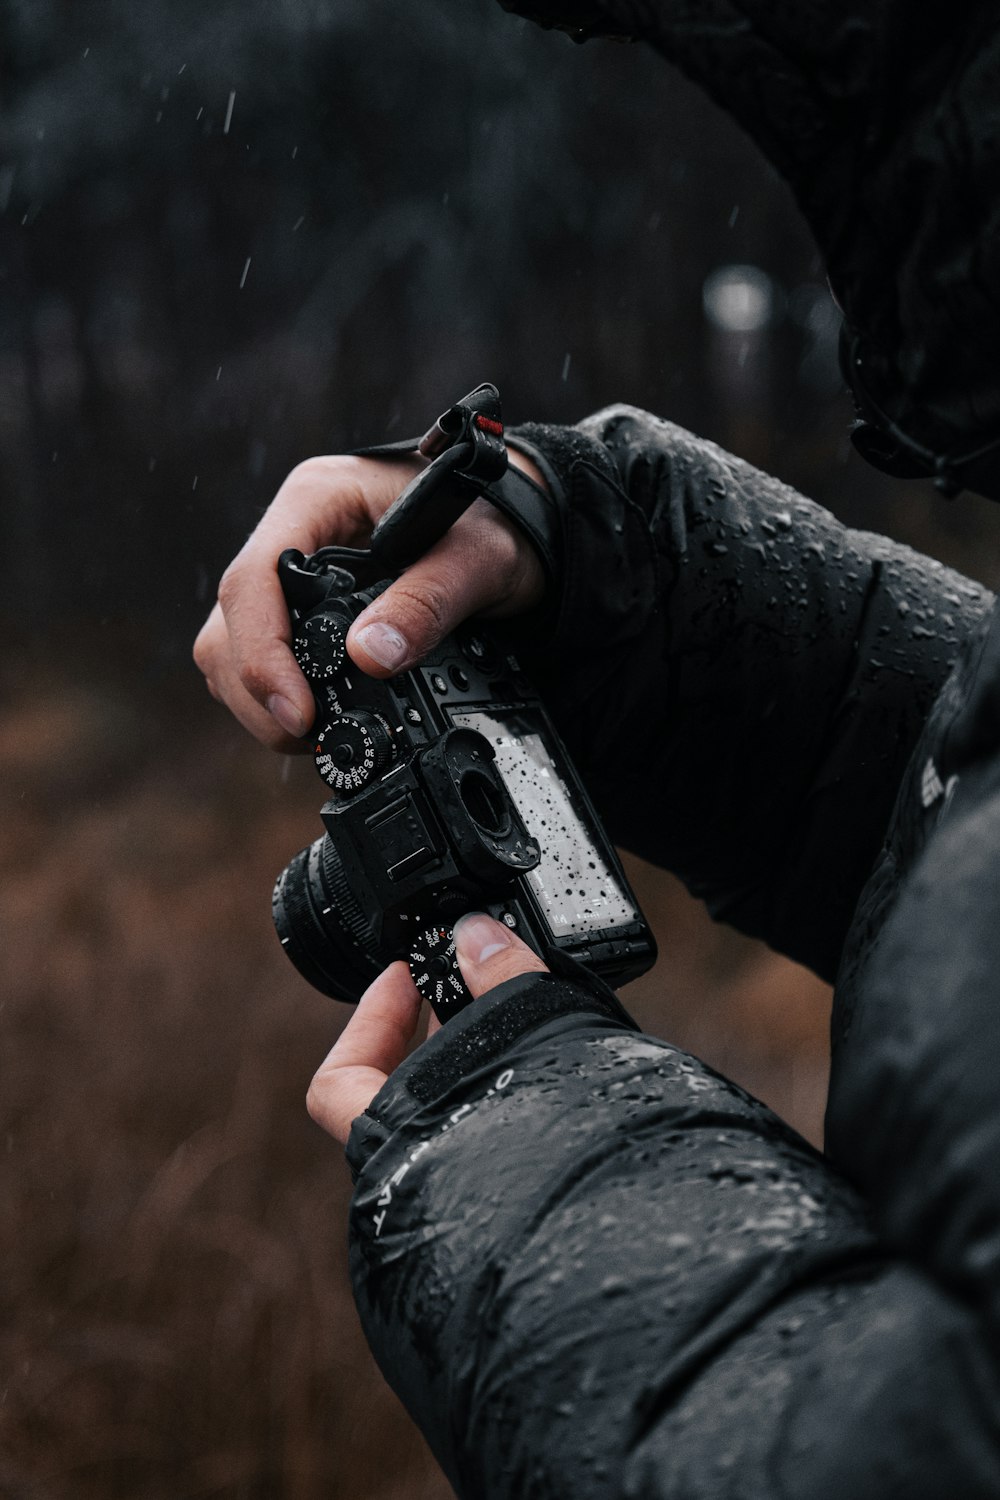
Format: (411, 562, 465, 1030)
(453, 912, 549, 998)
(344, 494, 537, 678)
(346, 548, 492, 678)
(346, 574, 450, 677)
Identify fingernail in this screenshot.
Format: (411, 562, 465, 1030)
(354, 620, 409, 670)
(454, 912, 511, 966)
(267, 692, 306, 736)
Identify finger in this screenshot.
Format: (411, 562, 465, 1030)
(216, 557, 316, 737)
(194, 604, 309, 751)
(346, 496, 544, 677)
(216, 455, 422, 732)
(453, 912, 549, 998)
(306, 961, 424, 1144)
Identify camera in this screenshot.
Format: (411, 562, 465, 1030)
(272, 386, 656, 1021)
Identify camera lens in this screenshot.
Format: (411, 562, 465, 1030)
(272, 835, 382, 1003)
(459, 769, 511, 837)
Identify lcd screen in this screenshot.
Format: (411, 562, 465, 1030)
(450, 707, 637, 938)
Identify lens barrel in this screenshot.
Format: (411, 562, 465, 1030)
(272, 835, 381, 1003)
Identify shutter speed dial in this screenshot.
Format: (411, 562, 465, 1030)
(315, 711, 395, 793)
(294, 612, 348, 681)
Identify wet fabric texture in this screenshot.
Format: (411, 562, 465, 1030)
(498, 0, 1000, 498)
(347, 408, 1000, 1496)
(342, 3, 1000, 1487)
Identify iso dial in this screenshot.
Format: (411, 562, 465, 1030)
(315, 711, 394, 792)
(294, 613, 347, 681)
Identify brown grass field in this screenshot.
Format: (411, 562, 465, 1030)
(1, 658, 830, 1499)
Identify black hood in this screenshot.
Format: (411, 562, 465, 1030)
(499, 0, 1000, 502)
(496, 0, 634, 40)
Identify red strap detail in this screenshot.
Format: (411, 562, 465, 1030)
(475, 415, 504, 437)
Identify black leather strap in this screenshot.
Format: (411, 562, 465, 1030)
(480, 461, 561, 584)
(353, 437, 424, 459)
(352, 435, 563, 585)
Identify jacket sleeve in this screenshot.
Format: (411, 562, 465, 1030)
(826, 603, 1000, 1336)
(347, 970, 1000, 1499)
(504, 406, 990, 981)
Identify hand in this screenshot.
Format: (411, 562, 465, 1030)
(306, 913, 549, 1146)
(193, 449, 547, 751)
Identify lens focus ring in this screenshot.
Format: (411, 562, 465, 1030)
(272, 834, 379, 1003)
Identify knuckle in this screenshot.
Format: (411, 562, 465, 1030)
(192, 628, 212, 674)
(288, 453, 365, 502)
(236, 661, 271, 707)
(216, 561, 244, 613)
(281, 455, 374, 542)
(305, 1075, 327, 1125)
(288, 452, 353, 481)
(287, 454, 338, 491)
(390, 577, 452, 639)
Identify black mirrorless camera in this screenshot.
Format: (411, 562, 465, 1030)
(272, 385, 656, 1021)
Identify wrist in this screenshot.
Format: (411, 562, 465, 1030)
(506, 443, 549, 494)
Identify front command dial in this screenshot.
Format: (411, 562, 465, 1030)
(294, 612, 348, 681)
(315, 711, 395, 793)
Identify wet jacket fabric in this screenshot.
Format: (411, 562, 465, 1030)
(346, 407, 1000, 1497)
(497, 0, 1000, 501)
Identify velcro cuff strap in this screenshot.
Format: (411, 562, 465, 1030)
(363, 969, 636, 1136)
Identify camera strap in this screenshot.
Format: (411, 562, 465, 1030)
(355, 383, 561, 586)
(281, 384, 562, 609)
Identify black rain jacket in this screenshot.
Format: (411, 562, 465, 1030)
(347, 408, 1000, 1497)
(342, 4, 1000, 1495)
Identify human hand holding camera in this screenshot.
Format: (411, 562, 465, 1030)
(193, 395, 592, 1142)
(306, 912, 549, 1145)
(193, 445, 547, 751)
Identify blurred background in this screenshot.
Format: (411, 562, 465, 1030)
(4, 3, 1000, 1496)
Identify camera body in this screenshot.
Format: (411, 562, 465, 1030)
(273, 560, 657, 1021)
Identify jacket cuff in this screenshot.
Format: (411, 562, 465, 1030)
(500, 418, 660, 775)
(511, 421, 661, 671)
(345, 966, 636, 1181)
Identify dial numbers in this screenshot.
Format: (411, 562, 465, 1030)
(294, 614, 347, 680)
(409, 925, 466, 1010)
(314, 711, 393, 792)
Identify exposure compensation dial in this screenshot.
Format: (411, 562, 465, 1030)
(294, 612, 348, 681)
